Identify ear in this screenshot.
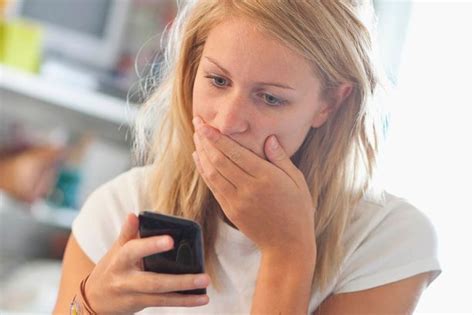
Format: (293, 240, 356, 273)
(311, 83, 353, 128)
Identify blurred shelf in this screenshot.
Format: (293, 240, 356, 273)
(0, 64, 138, 125)
(0, 191, 76, 230)
(30, 201, 78, 230)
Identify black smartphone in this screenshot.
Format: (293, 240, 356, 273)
(138, 211, 206, 295)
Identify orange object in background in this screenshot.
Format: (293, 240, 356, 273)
(0, 146, 65, 204)
(0, 0, 8, 18)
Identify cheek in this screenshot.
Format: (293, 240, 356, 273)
(192, 78, 210, 117)
(275, 123, 312, 158)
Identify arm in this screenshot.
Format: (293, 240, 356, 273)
(191, 119, 319, 313)
(314, 271, 434, 315)
(54, 213, 210, 314)
(251, 248, 316, 315)
(53, 234, 95, 314)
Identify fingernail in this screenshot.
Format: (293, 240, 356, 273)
(269, 135, 279, 150)
(193, 116, 203, 127)
(197, 295, 209, 304)
(194, 275, 209, 287)
(123, 214, 133, 229)
(157, 236, 171, 248)
(199, 126, 217, 141)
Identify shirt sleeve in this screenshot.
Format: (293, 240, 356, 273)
(333, 202, 442, 294)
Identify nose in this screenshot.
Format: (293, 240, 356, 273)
(211, 93, 250, 136)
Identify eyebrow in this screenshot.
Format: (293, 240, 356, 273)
(204, 56, 295, 90)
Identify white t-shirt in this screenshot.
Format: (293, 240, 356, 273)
(72, 167, 441, 314)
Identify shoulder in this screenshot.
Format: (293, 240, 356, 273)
(344, 191, 439, 253)
(71, 166, 152, 262)
(370, 192, 438, 250)
(368, 192, 437, 242)
(333, 191, 441, 293)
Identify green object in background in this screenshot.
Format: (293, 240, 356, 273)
(0, 19, 43, 73)
(47, 166, 82, 209)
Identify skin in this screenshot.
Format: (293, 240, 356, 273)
(191, 17, 351, 313)
(53, 15, 434, 315)
(191, 16, 434, 314)
(191, 16, 352, 242)
(191, 18, 347, 160)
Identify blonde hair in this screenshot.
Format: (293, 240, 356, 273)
(133, 0, 388, 292)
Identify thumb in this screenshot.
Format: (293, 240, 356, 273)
(117, 213, 139, 246)
(264, 135, 300, 182)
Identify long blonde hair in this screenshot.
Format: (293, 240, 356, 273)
(133, 0, 388, 292)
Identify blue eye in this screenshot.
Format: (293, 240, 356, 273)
(206, 75, 228, 88)
(261, 93, 285, 106)
(205, 75, 287, 107)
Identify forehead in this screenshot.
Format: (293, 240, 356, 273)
(201, 17, 318, 88)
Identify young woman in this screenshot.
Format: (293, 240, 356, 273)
(54, 1, 441, 314)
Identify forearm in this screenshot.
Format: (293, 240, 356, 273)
(251, 248, 316, 315)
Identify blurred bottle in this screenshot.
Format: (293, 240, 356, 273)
(46, 134, 93, 209)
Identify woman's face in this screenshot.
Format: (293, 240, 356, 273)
(192, 17, 332, 159)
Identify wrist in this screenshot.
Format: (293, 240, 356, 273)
(261, 247, 316, 275)
(262, 239, 317, 265)
(251, 244, 316, 314)
(70, 274, 97, 315)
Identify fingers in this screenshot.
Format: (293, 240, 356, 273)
(264, 135, 304, 187)
(192, 139, 233, 212)
(193, 131, 235, 199)
(117, 234, 174, 267)
(193, 133, 238, 191)
(126, 271, 210, 294)
(117, 213, 140, 246)
(192, 116, 266, 176)
(137, 292, 209, 308)
(194, 131, 252, 189)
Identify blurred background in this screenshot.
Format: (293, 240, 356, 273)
(0, 0, 471, 314)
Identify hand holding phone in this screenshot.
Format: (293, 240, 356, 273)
(138, 211, 207, 295)
(80, 213, 209, 314)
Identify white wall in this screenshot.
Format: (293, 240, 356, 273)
(378, 1, 472, 314)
